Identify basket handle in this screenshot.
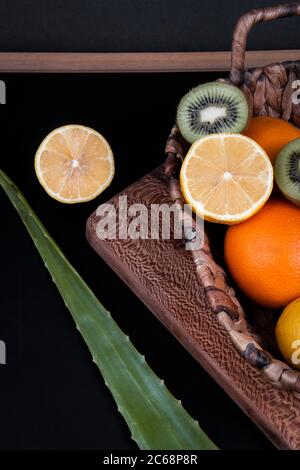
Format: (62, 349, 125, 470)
(230, 2, 300, 85)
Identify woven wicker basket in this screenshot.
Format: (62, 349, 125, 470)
(164, 2, 300, 397)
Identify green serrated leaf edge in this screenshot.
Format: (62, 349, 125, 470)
(0, 169, 218, 451)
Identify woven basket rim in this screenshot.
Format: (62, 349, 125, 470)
(163, 2, 300, 397)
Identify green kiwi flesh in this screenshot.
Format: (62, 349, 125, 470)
(176, 82, 250, 144)
(275, 137, 300, 207)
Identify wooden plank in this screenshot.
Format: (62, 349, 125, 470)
(86, 167, 300, 450)
(0, 50, 299, 73)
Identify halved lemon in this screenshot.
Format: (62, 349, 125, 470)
(35, 125, 114, 203)
(180, 134, 273, 224)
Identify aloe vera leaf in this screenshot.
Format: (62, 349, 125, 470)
(0, 169, 217, 451)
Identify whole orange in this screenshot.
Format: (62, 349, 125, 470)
(244, 116, 300, 164)
(224, 199, 300, 308)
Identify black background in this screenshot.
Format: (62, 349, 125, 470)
(1, 0, 299, 452)
(0, 72, 274, 450)
(0, 0, 299, 52)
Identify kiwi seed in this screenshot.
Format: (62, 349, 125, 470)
(176, 82, 250, 144)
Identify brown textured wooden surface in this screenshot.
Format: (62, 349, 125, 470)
(86, 167, 300, 450)
(0, 50, 299, 73)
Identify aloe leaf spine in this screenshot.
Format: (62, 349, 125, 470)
(0, 169, 217, 451)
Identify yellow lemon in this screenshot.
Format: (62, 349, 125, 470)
(180, 134, 273, 224)
(275, 298, 300, 370)
(35, 124, 114, 203)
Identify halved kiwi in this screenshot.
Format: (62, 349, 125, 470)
(176, 82, 250, 144)
(275, 137, 300, 206)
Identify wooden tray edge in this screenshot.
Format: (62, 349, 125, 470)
(86, 216, 291, 450)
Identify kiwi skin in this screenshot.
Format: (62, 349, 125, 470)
(176, 81, 250, 144)
(275, 137, 300, 207)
